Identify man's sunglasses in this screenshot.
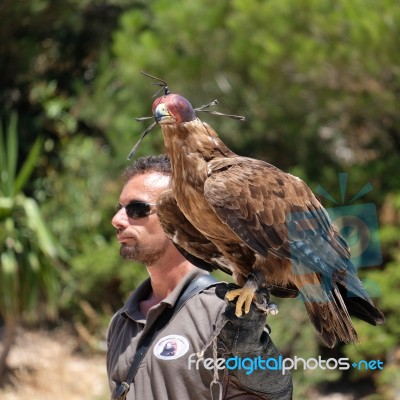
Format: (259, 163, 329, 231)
(116, 200, 157, 219)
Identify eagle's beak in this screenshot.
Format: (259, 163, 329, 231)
(154, 103, 172, 123)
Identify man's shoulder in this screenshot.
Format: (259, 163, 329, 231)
(174, 273, 219, 309)
(181, 281, 227, 317)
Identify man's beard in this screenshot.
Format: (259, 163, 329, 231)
(120, 239, 170, 265)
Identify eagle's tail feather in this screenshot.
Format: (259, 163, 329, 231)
(299, 281, 358, 348)
(334, 266, 386, 325)
(338, 283, 386, 326)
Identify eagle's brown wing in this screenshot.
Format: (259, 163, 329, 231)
(203, 157, 387, 346)
(204, 157, 373, 302)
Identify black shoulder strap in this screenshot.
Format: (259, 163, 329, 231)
(113, 274, 218, 400)
(175, 273, 217, 312)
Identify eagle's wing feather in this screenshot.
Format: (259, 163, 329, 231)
(204, 157, 357, 283)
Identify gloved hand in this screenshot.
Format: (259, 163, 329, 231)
(215, 283, 293, 399)
(215, 282, 270, 355)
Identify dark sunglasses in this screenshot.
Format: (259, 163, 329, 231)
(116, 200, 157, 219)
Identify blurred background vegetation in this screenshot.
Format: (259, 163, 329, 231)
(0, 0, 399, 398)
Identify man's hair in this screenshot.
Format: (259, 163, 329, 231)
(123, 154, 171, 182)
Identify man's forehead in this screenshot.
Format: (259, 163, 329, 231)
(124, 172, 170, 193)
(143, 173, 170, 188)
(119, 173, 169, 204)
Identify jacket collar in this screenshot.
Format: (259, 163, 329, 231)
(119, 268, 209, 321)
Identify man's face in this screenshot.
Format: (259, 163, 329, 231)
(111, 172, 171, 266)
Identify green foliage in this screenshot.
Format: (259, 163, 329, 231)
(0, 114, 64, 321)
(85, 0, 399, 168)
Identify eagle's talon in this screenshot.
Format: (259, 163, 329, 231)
(225, 286, 256, 317)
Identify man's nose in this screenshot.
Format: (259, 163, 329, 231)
(111, 207, 129, 229)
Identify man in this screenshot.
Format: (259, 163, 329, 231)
(107, 154, 293, 399)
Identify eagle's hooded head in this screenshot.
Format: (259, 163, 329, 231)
(152, 94, 196, 125)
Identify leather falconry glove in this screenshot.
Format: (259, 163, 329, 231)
(215, 283, 293, 400)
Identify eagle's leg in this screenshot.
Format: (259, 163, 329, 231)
(253, 288, 279, 316)
(225, 275, 258, 317)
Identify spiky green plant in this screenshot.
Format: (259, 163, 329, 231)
(0, 113, 66, 383)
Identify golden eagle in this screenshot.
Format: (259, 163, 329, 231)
(136, 89, 385, 348)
